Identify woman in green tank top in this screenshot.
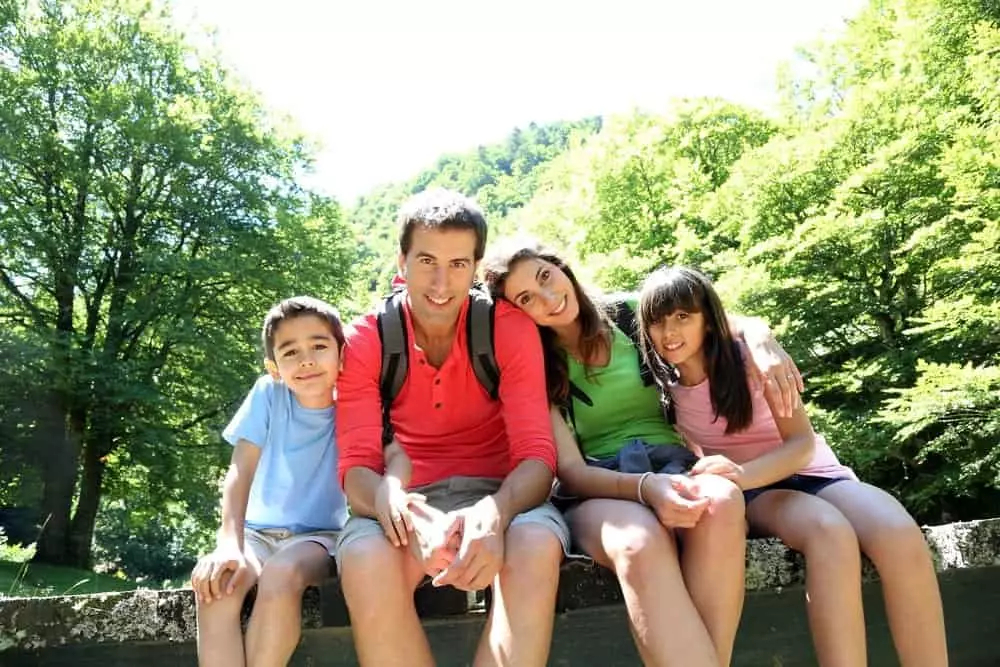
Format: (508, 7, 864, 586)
(484, 239, 802, 667)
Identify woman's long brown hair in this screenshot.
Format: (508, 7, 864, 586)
(482, 239, 612, 405)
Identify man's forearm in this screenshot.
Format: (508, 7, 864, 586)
(491, 459, 554, 530)
(344, 466, 384, 518)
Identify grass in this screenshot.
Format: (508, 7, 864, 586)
(0, 559, 155, 598)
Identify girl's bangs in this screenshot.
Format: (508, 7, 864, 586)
(639, 270, 704, 325)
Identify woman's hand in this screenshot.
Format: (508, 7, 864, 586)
(642, 473, 710, 529)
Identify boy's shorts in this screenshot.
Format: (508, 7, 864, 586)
(334, 475, 571, 573)
(245, 526, 340, 565)
(743, 473, 852, 505)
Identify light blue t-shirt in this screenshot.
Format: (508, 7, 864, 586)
(223, 375, 348, 533)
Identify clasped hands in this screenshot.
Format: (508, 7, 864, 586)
(374, 477, 504, 592)
(642, 454, 744, 529)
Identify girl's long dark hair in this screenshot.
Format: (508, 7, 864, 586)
(482, 239, 611, 405)
(637, 267, 753, 433)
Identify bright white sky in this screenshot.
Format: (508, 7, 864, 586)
(170, 0, 867, 203)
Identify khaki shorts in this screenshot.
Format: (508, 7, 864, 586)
(335, 476, 570, 572)
(245, 526, 339, 565)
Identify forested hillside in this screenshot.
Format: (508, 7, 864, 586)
(354, 0, 1000, 524)
(346, 118, 602, 301)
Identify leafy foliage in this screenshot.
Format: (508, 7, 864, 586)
(0, 0, 359, 568)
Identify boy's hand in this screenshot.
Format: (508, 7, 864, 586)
(190, 545, 249, 604)
(374, 476, 424, 547)
(643, 473, 710, 529)
(690, 455, 745, 487)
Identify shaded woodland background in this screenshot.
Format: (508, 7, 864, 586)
(1, 0, 997, 583)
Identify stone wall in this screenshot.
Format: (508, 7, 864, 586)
(2, 518, 999, 665)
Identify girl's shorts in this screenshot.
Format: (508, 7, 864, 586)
(744, 473, 851, 505)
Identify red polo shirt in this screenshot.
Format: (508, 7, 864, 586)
(336, 295, 556, 488)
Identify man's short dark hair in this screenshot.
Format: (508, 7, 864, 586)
(397, 188, 488, 261)
(261, 296, 345, 362)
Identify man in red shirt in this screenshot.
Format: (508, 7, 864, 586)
(335, 188, 569, 667)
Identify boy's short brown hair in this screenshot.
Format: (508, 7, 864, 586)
(261, 296, 345, 362)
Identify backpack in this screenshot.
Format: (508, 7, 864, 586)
(376, 288, 499, 446)
(563, 297, 659, 433)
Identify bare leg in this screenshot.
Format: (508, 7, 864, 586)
(570, 499, 719, 667)
(818, 481, 948, 667)
(678, 474, 746, 666)
(339, 533, 432, 667)
(245, 541, 331, 667)
(473, 523, 562, 667)
(196, 549, 261, 667)
(748, 490, 866, 667)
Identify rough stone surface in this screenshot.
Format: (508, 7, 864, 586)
(2, 517, 998, 653)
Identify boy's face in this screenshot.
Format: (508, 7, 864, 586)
(267, 314, 341, 408)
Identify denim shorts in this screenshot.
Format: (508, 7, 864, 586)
(744, 473, 851, 505)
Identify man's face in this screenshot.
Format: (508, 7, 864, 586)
(399, 225, 478, 331)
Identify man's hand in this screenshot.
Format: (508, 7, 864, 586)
(643, 474, 710, 529)
(744, 326, 804, 418)
(190, 544, 249, 604)
(432, 495, 505, 592)
(690, 455, 745, 488)
(407, 498, 463, 576)
(374, 476, 425, 547)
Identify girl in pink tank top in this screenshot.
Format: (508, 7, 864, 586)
(637, 267, 947, 667)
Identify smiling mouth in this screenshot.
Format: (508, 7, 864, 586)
(427, 295, 451, 306)
(549, 295, 567, 316)
(297, 372, 324, 381)
(662, 342, 683, 352)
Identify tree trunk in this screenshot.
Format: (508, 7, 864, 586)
(32, 392, 79, 566)
(67, 433, 107, 568)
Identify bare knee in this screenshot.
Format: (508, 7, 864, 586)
(195, 585, 249, 624)
(502, 524, 562, 585)
(340, 536, 413, 613)
(603, 514, 676, 579)
(694, 474, 746, 527)
(802, 512, 860, 568)
(865, 516, 931, 570)
(256, 560, 310, 604)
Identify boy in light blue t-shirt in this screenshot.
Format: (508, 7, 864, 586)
(191, 296, 349, 666)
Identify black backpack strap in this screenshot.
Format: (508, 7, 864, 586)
(467, 289, 500, 400)
(376, 290, 408, 446)
(609, 298, 655, 387)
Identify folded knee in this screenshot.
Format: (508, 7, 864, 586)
(503, 524, 562, 577)
(604, 520, 674, 574)
(803, 513, 859, 562)
(866, 519, 931, 567)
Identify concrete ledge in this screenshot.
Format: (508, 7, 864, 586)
(2, 517, 998, 657)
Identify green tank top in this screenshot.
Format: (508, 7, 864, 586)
(567, 322, 682, 458)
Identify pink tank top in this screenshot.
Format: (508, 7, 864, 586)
(668, 360, 855, 480)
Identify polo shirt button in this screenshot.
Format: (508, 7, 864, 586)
(434, 378, 441, 385)
(435, 402, 442, 409)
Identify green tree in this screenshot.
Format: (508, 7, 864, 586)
(0, 0, 357, 567)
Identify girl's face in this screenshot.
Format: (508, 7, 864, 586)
(502, 257, 580, 329)
(646, 308, 709, 369)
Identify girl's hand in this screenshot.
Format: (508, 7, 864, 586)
(690, 455, 745, 487)
(642, 473, 710, 529)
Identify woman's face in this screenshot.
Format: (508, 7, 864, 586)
(502, 257, 580, 328)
